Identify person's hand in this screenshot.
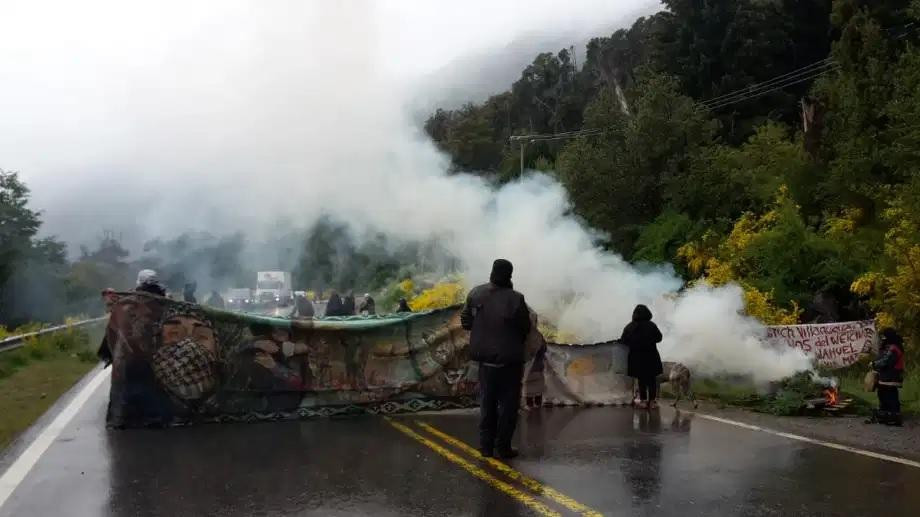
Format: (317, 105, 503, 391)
(254, 340, 280, 354)
(254, 353, 276, 369)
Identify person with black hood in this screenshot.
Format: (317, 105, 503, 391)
(342, 292, 356, 315)
(620, 304, 663, 410)
(325, 291, 345, 317)
(206, 290, 225, 309)
(294, 294, 315, 318)
(461, 258, 531, 459)
(867, 328, 906, 426)
(396, 298, 412, 313)
(183, 282, 197, 303)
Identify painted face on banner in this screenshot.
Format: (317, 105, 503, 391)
(152, 307, 220, 401)
(160, 314, 217, 355)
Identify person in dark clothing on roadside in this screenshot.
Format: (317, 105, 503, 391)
(342, 292, 356, 315)
(135, 269, 167, 297)
(396, 298, 412, 313)
(206, 290, 225, 309)
(620, 304, 663, 410)
(294, 294, 315, 318)
(359, 293, 376, 315)
(325, 292, 345, 316)
(183, 282, 197, 303)
(867, 328, 906, 426)
(99, 270, 167, 365)
(461, 258, 531, 459)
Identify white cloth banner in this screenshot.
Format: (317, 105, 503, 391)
(765, 320, 877, 369)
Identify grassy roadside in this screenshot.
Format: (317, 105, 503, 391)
(0, 326, 101, 450)
(673, 365, 920, 417)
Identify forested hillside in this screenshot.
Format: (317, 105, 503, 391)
(425, 0, 920, 337)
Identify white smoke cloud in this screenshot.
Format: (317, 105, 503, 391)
(0, 0, 811, 381)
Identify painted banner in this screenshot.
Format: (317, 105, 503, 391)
(764, 320, 877, 369)
(104, 292, 632, 427)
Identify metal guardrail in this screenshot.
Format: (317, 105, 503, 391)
(0, 316, 108, 353)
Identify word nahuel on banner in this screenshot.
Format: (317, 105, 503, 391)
(765, 320, 877, 369)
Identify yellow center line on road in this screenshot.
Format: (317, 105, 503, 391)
(414, 421, 604, 517)
(382, 417, 562, 517)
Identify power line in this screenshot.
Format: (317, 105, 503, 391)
(700, 60, 837, 108)
(701, 66, 838, 110)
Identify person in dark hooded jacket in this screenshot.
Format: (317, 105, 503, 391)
(396, 298, 412, 313)
(342, 293, 356, 315)
(325, 292, 345, 316)
(461, 258, 530, 459)
(620, 304, 663, 410)
(867, 328, 906, 426)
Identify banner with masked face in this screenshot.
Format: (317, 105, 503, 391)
(104, 293, 632, 427)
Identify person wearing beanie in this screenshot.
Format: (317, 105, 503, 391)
(135, 269, 166, 296)
(867, 328, 906, 426)
(461, 258, 531, 459)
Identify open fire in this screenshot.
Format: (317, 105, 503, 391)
(823, 386, 840, 406)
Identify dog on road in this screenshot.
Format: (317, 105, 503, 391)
(658, 361, 697, 408)
(633, 361, 698, 408)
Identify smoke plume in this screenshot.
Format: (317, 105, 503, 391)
(0, 0, 812, 381)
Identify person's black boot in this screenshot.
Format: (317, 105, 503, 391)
(884, 413, 903, 427)
(864, 410, 880, 424)
(479, 447, 494, 458)
(497, 448, 519, 460)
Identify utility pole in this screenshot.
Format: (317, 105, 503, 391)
(509, 135, 529, 178)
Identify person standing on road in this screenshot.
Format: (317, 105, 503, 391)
(620, 304, 663, 410)
(868, 328, 906, 426)
(461, 258, 531, 459)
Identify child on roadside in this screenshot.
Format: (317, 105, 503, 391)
(867, 328, 906, 426)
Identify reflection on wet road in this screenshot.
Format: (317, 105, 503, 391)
(1, 379, 918, 516)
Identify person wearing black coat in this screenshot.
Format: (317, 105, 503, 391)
(396, 298, 412, 313)
(620, 304, 663, 410)
(461, 258, 531, 459)
(325, 292, 345, 317)
(342, 293, 356, 315)
(868, 328, 906, 426)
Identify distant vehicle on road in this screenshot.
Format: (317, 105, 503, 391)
(255, 271, 293, 306)
(226, 288, 254, 310)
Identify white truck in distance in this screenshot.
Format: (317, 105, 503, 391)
(255, 271, 293, 305)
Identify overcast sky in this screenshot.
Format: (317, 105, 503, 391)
(0, 0, 659, 252)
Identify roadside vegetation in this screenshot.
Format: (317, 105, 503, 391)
(0, 325, 101, 449)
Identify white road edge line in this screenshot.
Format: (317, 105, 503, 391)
(0, 367, 111, 509)
(694, 412, 920, 469)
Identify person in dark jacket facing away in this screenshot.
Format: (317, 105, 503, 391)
(183, 282, 197, 303)
(461, 258, 531, 459)
(294, 294, 315, 318)
(342, 292, 356, 315)
(325, 292, 345, 316)
(396, 298, 412, 313)
(620, 304, 663, 410)
(135, 269, 167, 297)
(99, 269, 167, 366)
(868, 328, 906, 426)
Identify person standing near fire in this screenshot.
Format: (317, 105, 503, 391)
(620, 304, 663, 410)
(461, 258, 531, 459)
(867, 328, 906, 426)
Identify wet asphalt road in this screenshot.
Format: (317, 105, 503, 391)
(2, 376, 919, 517)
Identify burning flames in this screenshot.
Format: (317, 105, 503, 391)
(823, 387, 839, 406)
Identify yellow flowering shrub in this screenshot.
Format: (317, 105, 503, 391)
(409, 282, 465, 311)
